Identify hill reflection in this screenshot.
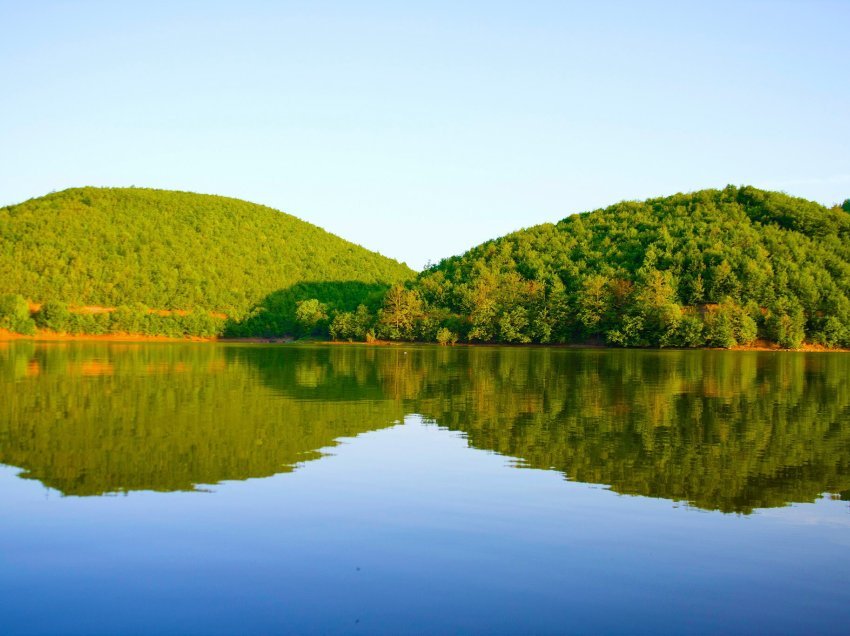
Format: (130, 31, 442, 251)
(1, 342, 849, 512)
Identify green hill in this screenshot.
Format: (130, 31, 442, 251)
(367, 186, 850, 348)
(3, 185, 849, 347)
(0, 187, 414, 336)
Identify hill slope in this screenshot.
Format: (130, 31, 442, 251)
(380, 186, 850, 348)
(0, 187, 414, 335)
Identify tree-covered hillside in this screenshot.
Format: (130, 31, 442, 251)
(354, 186, 850, 348)
(0, 187, 413, 336)
(2, 185, 849, 347)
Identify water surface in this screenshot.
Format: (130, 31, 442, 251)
(1, 343, 849, 634)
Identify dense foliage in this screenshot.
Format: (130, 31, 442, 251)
(335, 186, 850, 348)
(0, 294, 36, 335)
(0, 187, 413, 336)
(2, 185, 849, 347)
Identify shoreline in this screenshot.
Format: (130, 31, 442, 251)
(1, 330, 848, 352)
(0, 330, 213, 343)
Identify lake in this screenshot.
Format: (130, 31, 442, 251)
(1, 342, 849, 634)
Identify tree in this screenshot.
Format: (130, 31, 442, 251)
(379, 284, 423, 341)
(464, 273, 500, 342)
(499, 307, 531, 343)
(577, 275, 611, 333)
(295, 299, 328, 337)
(814, 316, 847, 348)
(768, 310, 805, 349)
(329, 312, 355, 341)
(110, 304, 148, 334)
(435, 327, 457, 345)
(0, 294, 36, 335)
(0, 187, 413, 338)
(329, 305, 375, 341)
(632, 269, 682, 346)
(703, 306, 737, 348)
(34, 300, 71, 332)
(676, 312, 705, 347)
(403, 186, 850, 349)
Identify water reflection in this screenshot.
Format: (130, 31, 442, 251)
(1, 342, 849, 512)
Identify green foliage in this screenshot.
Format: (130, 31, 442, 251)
(5, 185, 849, 347)
(813, 316, 848, 348)
(0, 187, 413, 337)
(701, 301, 759, 349)
(435, 327, 458, 345)
(391, 186, 850, 348)
(703, 307, 737, 349)
(736, 311, 759, 345)
(499, 307, 531, 343)
(378, 284, 424, 341)
(577, 274, 611, 333)
(34, 300, 71, 332)
(676, 312, 706, 347)
(110, 304, 149, 334)
(29, 301, 224, 339)
(0, 295, 36, 335)
(223, 281, 390, 339)
(630, 269, 682, 347)
(294, 299, 329, 337)
(768, 310, 806, 350)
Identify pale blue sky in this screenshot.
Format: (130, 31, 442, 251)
(2, 1, 848, 270)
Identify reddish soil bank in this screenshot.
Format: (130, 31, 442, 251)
(0, 329, 212, 343)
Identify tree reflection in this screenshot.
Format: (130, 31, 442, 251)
(1, 342, 849, 513)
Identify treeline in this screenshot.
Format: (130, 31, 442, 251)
(221, 281, 391, 339)
(0, 294, 223, 338)
(3, 185, 850, 348)
(313, 187, 850, 349)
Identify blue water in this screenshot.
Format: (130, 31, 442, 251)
(1, 343, 849, 634)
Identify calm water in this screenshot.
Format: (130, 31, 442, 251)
(1, 343, 849, 634)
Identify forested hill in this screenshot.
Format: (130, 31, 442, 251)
(2, 185, 850, 347)
(0, 187, 414, 335)
(383, 186, 850, 348)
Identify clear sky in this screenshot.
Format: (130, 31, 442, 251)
(2, 1, 848, 270)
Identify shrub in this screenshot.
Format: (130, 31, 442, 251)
(34, 300, 71, 332)
(813, 316, 847, 348)
(0, 294, 36, 335)
(295, 298, 329, 337)
(110, 304, 148, 334)
(676, 313, 706, 347)
(769, 312, 806, 349)
(436, 327, 458, 346)
(703, 308, 736, 349)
